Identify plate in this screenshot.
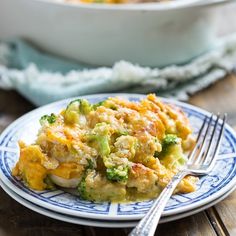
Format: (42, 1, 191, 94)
(0, 179, 235, 228)
(0, 94, 236, 221)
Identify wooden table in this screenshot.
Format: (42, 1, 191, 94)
(0, 74, 235, 236)
(1, 4, 236, 236)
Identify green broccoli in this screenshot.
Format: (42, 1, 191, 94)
(88, 135, 110, 157)
(156, 134, 186, 169)
(117, 130, 129, 136)
(64, 99, 92, 124)
(67, 99, 92, 114)
(98, 136, 110, 156)
(87, 122, 130, 183)
(44, 176, 56, 190)
(78, 178, 87, 200)
(79, 99, 93, 115)
(93, 101, 105, 110)
(106, 166, 129, 182)
(107, 104, 117, 110)
(86, 159, 95, 170)
(155, 134, 178, 157)
(87, 123, 111, 157)
(39, 113, 56, 125)
(93, 100, 117, 110)
(162, 134, 179, 153)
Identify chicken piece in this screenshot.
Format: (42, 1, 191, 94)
(50, 175, 81, 188)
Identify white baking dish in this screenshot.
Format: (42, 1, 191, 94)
(0, 0, 235, 67)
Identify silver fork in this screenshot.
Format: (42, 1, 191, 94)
(129, 113, 227, 236)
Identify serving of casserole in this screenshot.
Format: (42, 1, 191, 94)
(12, 94, 198, 202)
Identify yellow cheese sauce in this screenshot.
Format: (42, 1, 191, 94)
(12, 94, 197, 202)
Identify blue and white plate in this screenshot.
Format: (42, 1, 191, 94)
(0, 94, 235, 221)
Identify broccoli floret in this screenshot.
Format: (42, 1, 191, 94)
(118, 130, 129, 136)
(67, 99, 92, 115)
(156, 134, 187, 169)
(79, 99, 93, 115)
(39, 113, 56, 125)
(87, 123, 130, 182)
(106, 166, 129, 182)
(87, 123, 111, 157)
(44, 176, 56, 190)
(162, 134, 179, 153)
(98, 136, 110, 156)
(155, 134, 179, 157)
(93, 100, 117, 110)
(78, 178, 87, 200)
(86, 159, 95, 170)
(88, 135, 110, 157)
(93, 101, 105, 110)
(107, 104, 117, 110)
(64, 99, 92, 124)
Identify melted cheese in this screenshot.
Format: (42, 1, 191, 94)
(12, 94, 197, 201)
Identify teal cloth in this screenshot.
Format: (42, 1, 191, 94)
(0, 36, 236, 106)
(6, 39, 94, 73)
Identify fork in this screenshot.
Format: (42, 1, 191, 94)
(129, 113, 227, 236)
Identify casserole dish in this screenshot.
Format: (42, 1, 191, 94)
(0, 0, 235, 66)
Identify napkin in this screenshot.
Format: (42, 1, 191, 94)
(0, 34, 236, 107)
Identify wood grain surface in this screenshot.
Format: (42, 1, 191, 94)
(189, 74, 236, 236)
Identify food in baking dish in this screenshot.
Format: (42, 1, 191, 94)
(66, 0, 170, 4)
(12, 94, 197, 202)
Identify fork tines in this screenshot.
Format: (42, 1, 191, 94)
(188, 113, 227, 172)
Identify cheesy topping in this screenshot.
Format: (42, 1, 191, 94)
(12, 94, 198, 202)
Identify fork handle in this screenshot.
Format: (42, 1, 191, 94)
(129, 170, 188, 236)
